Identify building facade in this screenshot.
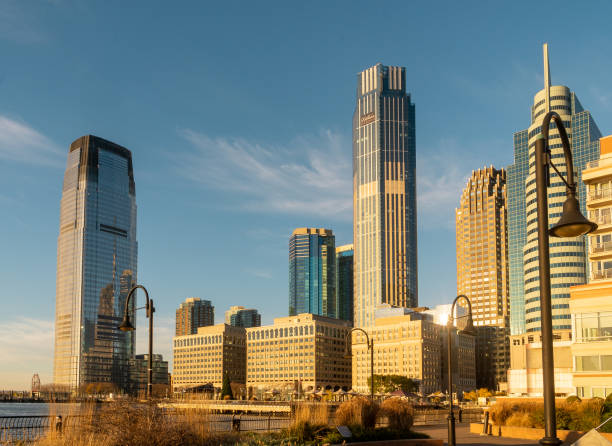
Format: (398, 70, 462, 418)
(172, 324, 246, 390)
(225, 306, 261, 328)
(507, 44, 601, 335)
(289, 228, 336, 318)
(336, 244, 354, 324)
(569, 134, 612, 399)
(507, 331, 573, 397)
(353, 64, 417, 329)
(128, 354, 169, 395)
(351, 308, 445, 395)
(176, 297, 214, 336)
(246, 314, 351, 392)
(53, 135, 138, 392)
(455, 167, 510, 390)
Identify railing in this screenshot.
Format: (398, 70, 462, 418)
(591, 214, 612, 226)
(590, 241, 612, 254)
(591, 268, 612, 280)
(0, 415, 80, 443)
(589, 190, 612, 202)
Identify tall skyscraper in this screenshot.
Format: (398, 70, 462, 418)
(507, 44, 601, 335)
(456, 167, 510, 389)
(175, 297, 214, 336)
(53, 135, 137, 391)
(335, 244, 354, 324)
(225, 306, 261, 328)
(353, 63, 417, 328)
(289, 228, 336, 317)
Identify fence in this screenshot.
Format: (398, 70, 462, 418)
(0, 415, 80, 443)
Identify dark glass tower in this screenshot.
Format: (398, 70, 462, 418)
(336, 244, 354, 324)
(353, 64, 417, 328)
(289, 228, 336, 317)
(53, 135, 137, 392)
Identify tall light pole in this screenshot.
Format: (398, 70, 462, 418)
(446, 294, 475, 446)
(118, 284, 155, 400)
(535, 111, 597, 446)
(344, 327, 374, 400)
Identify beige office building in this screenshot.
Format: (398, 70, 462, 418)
(172, 324, 246, 390)
(569, 134, 612, 399)
(351, 307, 443, 395)
(455, 166, 510, 390)
(246, 314, 351, 392)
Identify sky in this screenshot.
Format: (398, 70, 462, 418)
(1, 0, 612, 390)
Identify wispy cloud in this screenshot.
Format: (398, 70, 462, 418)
(0, 115, 63, 166)
(244, 268, 274, 280)
(0, 317, 54, 390)
(175, 129, 352, 220)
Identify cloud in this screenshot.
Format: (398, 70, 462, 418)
(0, 317, 54, 390)
(0, 115, 63, 166)
(175, 129, 352, 220)
(244, 268, 274, 280)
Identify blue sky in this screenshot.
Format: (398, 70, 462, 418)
(1, 1, 611, 389)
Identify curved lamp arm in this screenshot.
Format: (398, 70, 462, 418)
(124, 284, 151, 317)
(345, 327, 371, 352)
(450, 294, 472, 325)
(541, 111, 575, 190)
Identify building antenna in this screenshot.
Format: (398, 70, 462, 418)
(543, 43, 551, 114)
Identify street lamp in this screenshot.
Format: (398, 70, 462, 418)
(344, 327, 374, 400)
(118, 284, 155, 400)
(534, 111, 597, 446)
(446, 294, 475, 446)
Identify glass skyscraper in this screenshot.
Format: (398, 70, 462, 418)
(53, 135, 138, 391)
(289, 228, 336, 318)
(225, 306, 261, 328)
(353, 64, 417, 328)
(336, 244, 354, 324)
(507, 45, 601, 334)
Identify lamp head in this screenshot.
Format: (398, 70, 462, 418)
(461, 314, 476, 336)
(549, 194, 597, 238)
(118, 314, 135, 332)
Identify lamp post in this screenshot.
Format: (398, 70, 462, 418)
(446, 294, 476, 446)
(344, 327, 374, 400)
(534, 111, 597, 446)
(118, 284, 155, 400)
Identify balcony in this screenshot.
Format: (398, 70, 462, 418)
(591, 268, 612, 281)
(588, 189, 612, 205)
(590, 241, 612, 257)
(591, 214, 612, 230)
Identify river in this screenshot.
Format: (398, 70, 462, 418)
(0, 402, 80, 417)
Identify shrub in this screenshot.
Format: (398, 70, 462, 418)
(565, 395, 581, 404)
(505, 412, 532, 427)
(555, 407, 572, 430)
(335, 397, 379, 429)
(379, 398, 414, 431)
(489, 401, 516, 425)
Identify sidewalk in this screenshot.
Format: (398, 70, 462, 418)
(415, 424, 539, 446)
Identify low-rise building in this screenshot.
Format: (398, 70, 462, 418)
(128, 354, 169, 395)
(172, 324, 246, 391)
(507, 331, 573, 397)
(351, 307, 445, 396)
(246, 313, 351, 392)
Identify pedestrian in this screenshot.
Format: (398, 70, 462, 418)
(55, 415, 63, 434)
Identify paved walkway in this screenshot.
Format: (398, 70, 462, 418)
(415, 424, 540, 446)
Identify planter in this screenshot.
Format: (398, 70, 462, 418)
(333, 440, 442, 446)
(469, 423, 612, 442)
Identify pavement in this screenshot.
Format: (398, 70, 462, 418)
(415, 424, 540, 446)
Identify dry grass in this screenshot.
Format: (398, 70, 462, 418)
(335, 397, 379, 429)
(489, 399, 605, 432)
(292, 403, 329, 427)
(35, 402, 239, 446)
(379, 398, 414, 431)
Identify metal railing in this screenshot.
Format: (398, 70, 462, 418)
(591, 214, 612, 226)
(591, 268, 612, 280)
(0, 415, 80, 443)
(589, 190, 612, 202)
(590, 241, 612, 254)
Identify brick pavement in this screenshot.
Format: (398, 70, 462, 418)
(415, 424, 540, 446)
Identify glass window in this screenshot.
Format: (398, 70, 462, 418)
(602, 355, 612, 371)
(576, 355, 600, 371)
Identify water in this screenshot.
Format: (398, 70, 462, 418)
(0, 402, 80, 417)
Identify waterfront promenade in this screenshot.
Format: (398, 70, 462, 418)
(417, 424, 539, 446)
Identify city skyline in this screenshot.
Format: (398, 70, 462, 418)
(2, 1, 612, 389)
